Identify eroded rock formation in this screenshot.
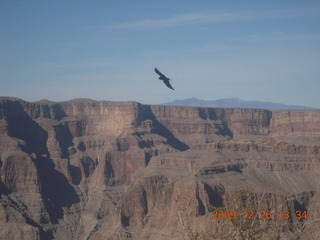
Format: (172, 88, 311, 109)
(0, 97, 319, 239)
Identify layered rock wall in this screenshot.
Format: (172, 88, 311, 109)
(0, 97, 319, 239)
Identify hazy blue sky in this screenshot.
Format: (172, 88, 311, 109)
(1, 1, 320, 107)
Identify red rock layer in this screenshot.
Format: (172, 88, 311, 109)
(0, 97, 319, 239)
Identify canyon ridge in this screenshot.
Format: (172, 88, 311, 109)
(0, 97, 320, 240)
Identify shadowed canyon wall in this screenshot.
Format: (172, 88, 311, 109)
(0, 97, 320, 239)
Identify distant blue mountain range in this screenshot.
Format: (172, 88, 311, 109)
(162, 97, 318, 110)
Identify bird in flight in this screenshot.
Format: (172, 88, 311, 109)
(154, 68, 174, 90)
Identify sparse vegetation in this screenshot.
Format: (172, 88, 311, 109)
(182, 186, 319, 240)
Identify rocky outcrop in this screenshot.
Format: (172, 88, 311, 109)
(271, 110, 320, 139)
(0, 97, 319, 239)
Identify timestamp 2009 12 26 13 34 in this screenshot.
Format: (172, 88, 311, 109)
(211, 210, 307, 220)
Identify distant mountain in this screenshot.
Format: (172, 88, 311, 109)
(162, 97, 318, 110)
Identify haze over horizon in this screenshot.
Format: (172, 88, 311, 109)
(1, 1, 320, 108)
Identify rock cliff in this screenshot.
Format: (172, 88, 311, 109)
(0, 97, 319, 239)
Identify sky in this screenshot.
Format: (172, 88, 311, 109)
(1, 0, 320, 107)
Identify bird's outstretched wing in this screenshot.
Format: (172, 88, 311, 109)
(154, 68, 166, 78)
(163, 79, 174, 90)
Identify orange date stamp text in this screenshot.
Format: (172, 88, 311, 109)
(211, 210, 307, 220)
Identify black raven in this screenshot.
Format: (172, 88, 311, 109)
(154, 68, 174, 90)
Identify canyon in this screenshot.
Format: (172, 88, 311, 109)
(0, 97, 320, 240)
